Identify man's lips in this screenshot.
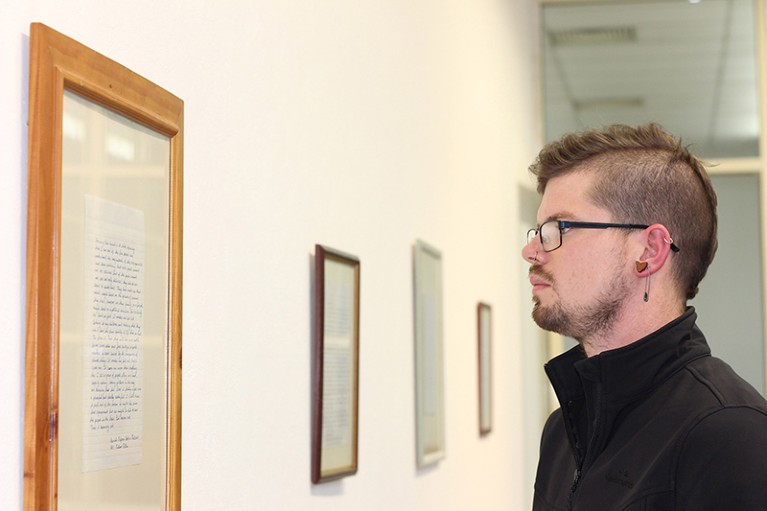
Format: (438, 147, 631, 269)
(529, 268, 553, 291)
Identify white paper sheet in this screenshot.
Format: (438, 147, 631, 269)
(82, 195, 146, 473)
(320, 258, 356, 470)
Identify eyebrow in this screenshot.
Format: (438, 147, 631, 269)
(539, 211, 576, 225)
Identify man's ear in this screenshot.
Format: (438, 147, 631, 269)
(634, 224, 674, 276)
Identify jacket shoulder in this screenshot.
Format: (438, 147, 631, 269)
(684, 355, 767, 408)
(674, 406, 767, 510)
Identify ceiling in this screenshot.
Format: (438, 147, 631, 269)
(542, 0, 761, 159)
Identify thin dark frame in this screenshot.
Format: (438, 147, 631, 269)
(529, 220, 680, 253)
(311, 244, 361, 484)
(477, 302, 493, 436)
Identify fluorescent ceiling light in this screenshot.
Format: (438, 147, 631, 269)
(573, 97, 644, 111)
(549, 26, 637, 46)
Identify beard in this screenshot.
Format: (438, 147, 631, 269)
(530, 264, 631, 342)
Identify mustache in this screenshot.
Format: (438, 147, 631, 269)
(529, 265, 555, 283)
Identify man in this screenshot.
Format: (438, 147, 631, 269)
(523, 123, 767, 510)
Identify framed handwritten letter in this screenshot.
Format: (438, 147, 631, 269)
(413, 240, 445, 467)
(477, 302, 493, 436)
(24, 24, 183, 511)
(311, 245, 361, 483)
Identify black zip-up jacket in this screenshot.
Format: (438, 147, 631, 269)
(533, 308, 767, 510)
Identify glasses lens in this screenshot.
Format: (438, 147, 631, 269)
(540, 221, 560, 252)
(526, 228, 537, 245)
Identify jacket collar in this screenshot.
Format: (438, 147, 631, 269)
(545, 307, 710, 410)
(544, 307, 711, 468)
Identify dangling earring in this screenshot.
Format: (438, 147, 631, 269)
(636, 260, 650, 302)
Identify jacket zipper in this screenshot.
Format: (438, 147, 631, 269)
(563, 399, 584, 511)
(566, 396, 602, 510)
(568, 467, 582, 511)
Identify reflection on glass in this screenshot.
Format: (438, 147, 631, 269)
(542, 0, 760, 158)
(59, 90, 170, 511)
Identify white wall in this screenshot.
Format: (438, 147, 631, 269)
(1, 1, 545, 509)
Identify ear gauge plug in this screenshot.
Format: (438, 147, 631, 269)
(636, 260, 650, 302)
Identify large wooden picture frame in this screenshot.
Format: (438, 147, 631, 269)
(311, 245, 361, 483)
(24, 23, 183, 510)
(413, 239, 445, 467)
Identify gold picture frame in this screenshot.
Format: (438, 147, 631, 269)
(24, 23, 183, 510)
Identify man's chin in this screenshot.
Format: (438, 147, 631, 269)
(532, 302, 569, 336)
(532, 302, 549, 329)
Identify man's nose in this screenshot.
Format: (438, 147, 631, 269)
(521, 236, 540, 264)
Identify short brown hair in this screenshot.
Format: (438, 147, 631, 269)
(529, 123, 717, 300)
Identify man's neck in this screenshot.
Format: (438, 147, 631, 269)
(580, 298, 686, 357)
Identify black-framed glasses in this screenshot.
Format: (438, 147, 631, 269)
(527, 220, 681, 253)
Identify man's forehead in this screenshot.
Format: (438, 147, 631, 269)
(536, 172, 609, 224)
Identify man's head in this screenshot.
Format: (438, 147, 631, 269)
(529, 123, 717, 301)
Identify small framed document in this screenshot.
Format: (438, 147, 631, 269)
(311, 245, 361, 483)
(413, 239, 445, 467)
(24, 24, 183, 510)
(477, 302, 493, 435)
